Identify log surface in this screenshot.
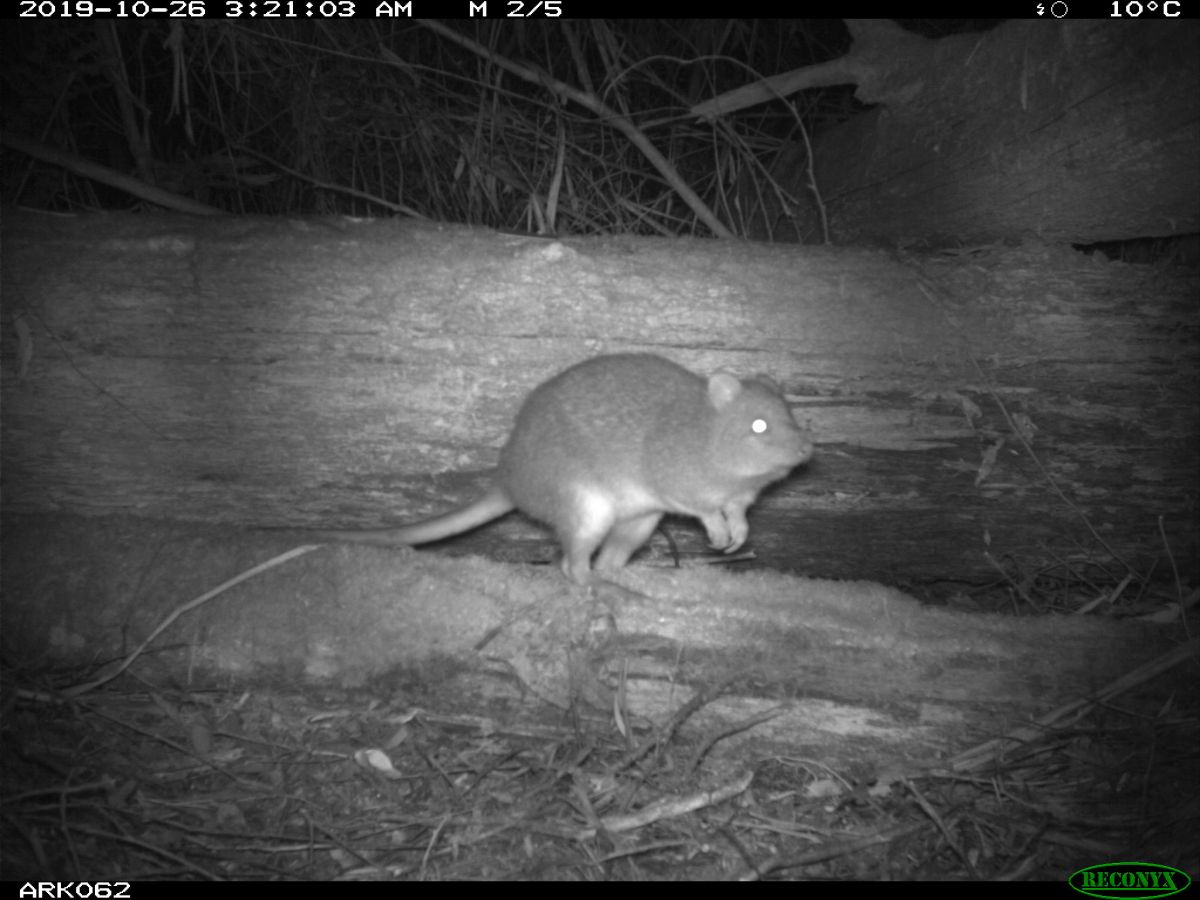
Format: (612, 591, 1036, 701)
(2, 211, 1196, 587)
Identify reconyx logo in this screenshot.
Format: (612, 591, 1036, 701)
(1069, 862, 1192, 899)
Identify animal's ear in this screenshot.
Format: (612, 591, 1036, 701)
(707, 372, 743, 409)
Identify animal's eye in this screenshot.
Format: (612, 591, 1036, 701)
(752, 418, 767, 434)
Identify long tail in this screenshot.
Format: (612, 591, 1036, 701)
(311, 486, 515, 547)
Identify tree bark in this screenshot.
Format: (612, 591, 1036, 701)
(1, 210, 1196, 589)
(0, 511, 1190, 768)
